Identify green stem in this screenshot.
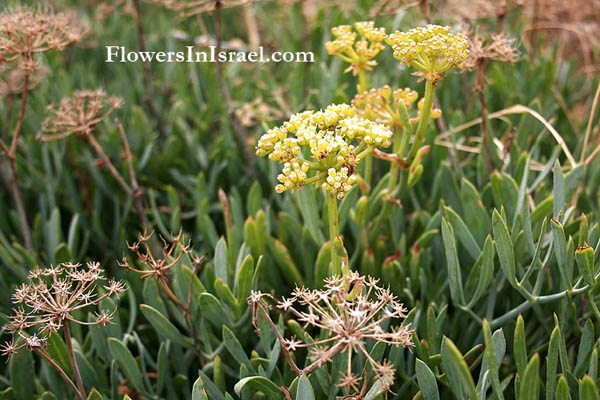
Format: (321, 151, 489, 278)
(408, 79, 435, 162)
(327, 191, 341, 276)
(357, 69, 372, 187)
(63, 320, 86, 398)
(370, 127, 404, 239)
(364, 154, 372, 188)
(357, 69, 366, 94)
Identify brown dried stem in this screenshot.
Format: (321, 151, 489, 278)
(209, 0, 256, 178)
(63, 320, 86, 397)
(37, 349, 85, 400)
(0, 64, 33, 254)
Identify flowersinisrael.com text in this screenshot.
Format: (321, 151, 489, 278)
(105, 46, 314, 63)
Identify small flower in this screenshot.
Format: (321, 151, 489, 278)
(277, 297, 295, 311)
(386, 25, 470, 82)
(256, 104, 392, 199)
(282, 337, 302, 351)
(24, 333, 47, 351)
(325, 21, 386, 76)
(0, 340, 23, 359)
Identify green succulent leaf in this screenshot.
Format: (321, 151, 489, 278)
(441, 336, 478, 400)
(107, 338, 145, 393)
(233, 376, 284, 399)
(415, 358, 440, 400)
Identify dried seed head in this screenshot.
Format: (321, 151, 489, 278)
(2, 262, 124, 359)
(249, 271, 413, 393)
(463, 33, 520, 72)
(0, 6, 86, 64)
(119, 231, 201, 282)
(37, 89, 123, 141)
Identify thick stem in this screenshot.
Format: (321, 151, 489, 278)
(211, 2, 256, 178)
(3, 70, 34, 254)
(357, 69, 372, 186)
(37, 349, 85, 400)
(327, 192, 341, 276)
(370, 127, 404, 239)
(63, 320, 86, 398)
(258, 305, 302, 376)
(408, 80, 435, 162)
(8, 157, 33, 254)
(86, 134, 132, 197)
(357, 69, 366, 94)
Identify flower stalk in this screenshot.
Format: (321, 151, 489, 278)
(38, 349, 85, 400)
(408, 79, 435, 162)
(327, 191, 341, 276)
(63, 320, 86, 397)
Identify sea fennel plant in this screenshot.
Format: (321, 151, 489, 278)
(256, 103, 393, 275)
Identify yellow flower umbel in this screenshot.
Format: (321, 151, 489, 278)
(325, 22, 386, 92)
(385, 25, 469, 83)
(383, 25, 469, 178)
(257, 104, 392, 275)
(257, 104, 392, 199)
(352, 85, 443, 130)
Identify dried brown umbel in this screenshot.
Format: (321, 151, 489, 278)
(2, 262, 125, 400)
(0, 6, 86, 68)
(120, 231, 202, 284)
(462, 33, 520, 73)
(248, 271, 413, 394)
(38, 89, 123, 140)
(120, 231, 205, 361)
